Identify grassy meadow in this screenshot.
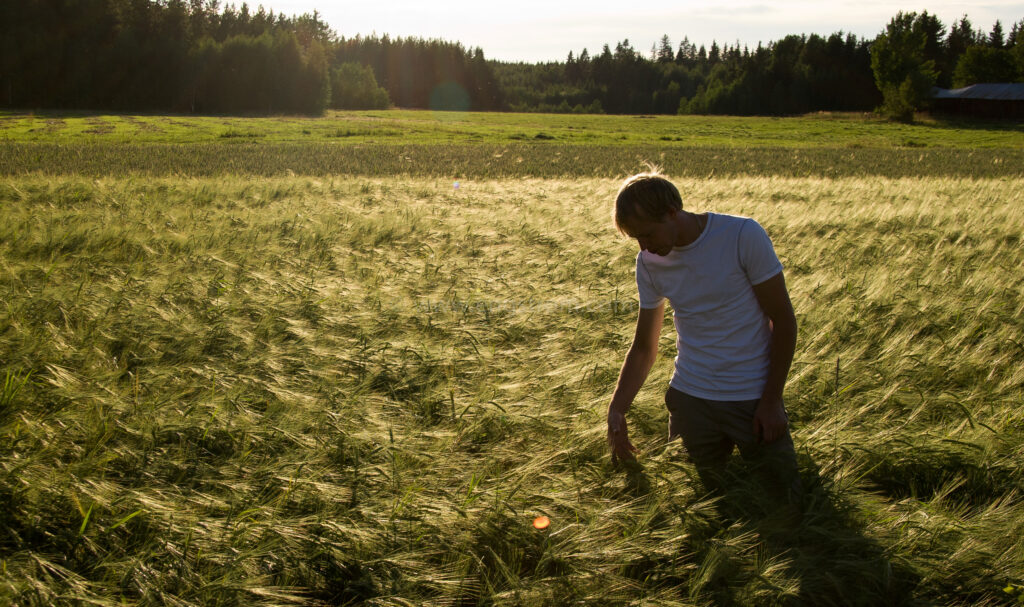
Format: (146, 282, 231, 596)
(4, 110, 1023, 180)
(4, 109, 1024, 147)
(1, 111, 1023, 605)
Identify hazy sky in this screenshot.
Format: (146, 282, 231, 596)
(258, 1, 1023, 62)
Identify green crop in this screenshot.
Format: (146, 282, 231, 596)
(3, 142, 1023, 178)
(2, 108, 1022, 148)
(1, 174, 1021, 605)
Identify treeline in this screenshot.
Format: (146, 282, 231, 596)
(495, 34, 878, 115)
(871, 13, 1024, 120)
(336, 36, 502, 111)
(496, 13, 1024, 116)
(0, 2, 1021, 117)
(0, 0, 501, 114)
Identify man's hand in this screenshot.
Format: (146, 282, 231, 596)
(753, 396, 788, 443)
(606, 304, 662, 464)
(751, 272, 796, 445)
(607, 408, 638, 463)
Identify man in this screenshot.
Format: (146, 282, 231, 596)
(607, 172, 800, 500)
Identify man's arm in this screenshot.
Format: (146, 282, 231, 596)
(607, 301, 665, 461)
(751, 271, 797, 443)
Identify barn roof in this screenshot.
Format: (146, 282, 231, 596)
(932, 83, 1024, 101)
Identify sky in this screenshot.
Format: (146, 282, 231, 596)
(257, 1, 1023, 63)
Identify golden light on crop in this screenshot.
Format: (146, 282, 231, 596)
(532, 516, 550, 530)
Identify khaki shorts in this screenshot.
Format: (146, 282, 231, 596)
(665, 387, 801, 500)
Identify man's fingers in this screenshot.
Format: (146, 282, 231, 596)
(611, 436, 636, 454)
(610, 437, 638, 462)
(760, 418, 786, 443)
(607, 412, 639, 462)
(610, 444, 634, 458)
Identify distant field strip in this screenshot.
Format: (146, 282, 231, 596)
(4, 142, 1024, 177)
(1, 176, 1022, 605)
(3, 110, 1023, 148)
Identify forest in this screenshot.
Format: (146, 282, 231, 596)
(0, 0, 502, 114)
(498, 15, 1023, 117)
(1, 1, 1022, 116)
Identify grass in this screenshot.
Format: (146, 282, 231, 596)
(1, 174, 1022, 605)
(2, 142, 1023, 178)
(4, 109, 1022, 180)
(2, 109, 1023, 148)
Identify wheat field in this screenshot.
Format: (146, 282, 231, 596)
(1, 175, 1022, 605)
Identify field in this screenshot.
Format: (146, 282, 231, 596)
(2, 111, 1023, 605)
(4, 109, 1024, 147)
(3, 110, 1023, 180)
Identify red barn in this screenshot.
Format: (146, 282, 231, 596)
(931, 84, 1024, 119)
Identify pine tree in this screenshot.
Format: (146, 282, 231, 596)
(658, 35, 674, 62)
(989, 20, 1005, 48)
(1009, 20, 1021, 46)
(946, 15, 977, 76)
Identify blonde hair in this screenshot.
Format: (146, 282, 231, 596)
(613, 171, 683, 235)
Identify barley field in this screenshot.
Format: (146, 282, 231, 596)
(3, 142, 1024, 179)
(2, 171, 1022, 605)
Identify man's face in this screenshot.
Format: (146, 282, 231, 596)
(624, 211, 677, 256)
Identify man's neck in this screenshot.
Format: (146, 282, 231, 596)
(673, 211, 705, 247)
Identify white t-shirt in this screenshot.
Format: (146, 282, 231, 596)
(636, 212, 783, 401)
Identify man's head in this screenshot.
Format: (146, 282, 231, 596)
(613, 172, 683, 238)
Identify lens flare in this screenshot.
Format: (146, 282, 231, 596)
(429, 81, 471, 113)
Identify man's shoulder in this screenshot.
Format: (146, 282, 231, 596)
(703, 213, 759, 243)
(710, 212, 757, 227)
(711, 213, 772, 242)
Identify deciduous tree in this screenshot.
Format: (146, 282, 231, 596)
(871, 11, 940, 121)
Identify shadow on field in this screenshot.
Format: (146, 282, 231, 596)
(618, 455, 920, 605)
(718, 456, 918, 606)
(920, 113, 1024, 133)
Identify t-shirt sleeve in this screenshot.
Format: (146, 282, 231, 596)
(738, 219, 783, 285)
(635, 253, 665, 309)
